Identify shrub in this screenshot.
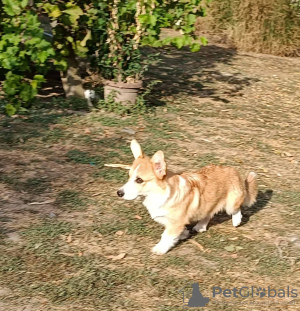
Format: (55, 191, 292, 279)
(0, 0, 55, 115)
(0, 0, 208, 115)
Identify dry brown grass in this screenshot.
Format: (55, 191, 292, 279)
(196, 0, 300, 56)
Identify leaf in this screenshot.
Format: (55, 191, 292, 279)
(5, 104, 16, 116)
(115, 231, 124, 236)
(134, 215, 142, 220)
(107, 252, 126, 261)
(149, 15, 157, 26)
(138, 14, 148, 24)
(80, 30, 91, 47)
(200, 37, 208, 46)
(186, 14, 196, 25)
(20, 0, 28, 8)
(190, 42, 200, 52)
(173, 37, 184, 49)
(44, 4, 62, 18)
(63, 6, 84, 24)
(33, 75, 45, 83)
(242, 234, 255, 241)
(3, 0, 21, 16)
(224, 244, 235, 252)
(67, 234, 72, 243)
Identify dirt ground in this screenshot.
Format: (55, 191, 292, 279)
(0, 43, 300, 311)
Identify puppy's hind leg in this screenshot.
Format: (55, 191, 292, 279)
(226, 192, 244, 228)
(232, 209, 242, 227)
(193, 216, 210, 233)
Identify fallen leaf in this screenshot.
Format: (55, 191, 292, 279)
(107, 252, 127, 261)
(134, 215, 142, 220)
(115, 231, 124, 236)
(242, 234, 255, 241)
(235, 246, 243, 250)
(282, 152, 293, 157)
(229, 237, 239, 240)
(67, 234, 72, 243)
(189, 239, 205, 251)
(59, 252, 76, 257)
(224, 244, 235, 252)
(84, 128, 91, 134)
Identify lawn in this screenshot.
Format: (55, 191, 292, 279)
(0, 44, 300, 311)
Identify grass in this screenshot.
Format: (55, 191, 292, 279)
(66, 149, 104, 166)
(55, 190, 87, 210)
(0, 174, 50, 194)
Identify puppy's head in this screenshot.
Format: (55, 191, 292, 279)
(117, 140, 167, 200)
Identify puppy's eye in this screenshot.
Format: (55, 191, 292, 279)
(136, 177, 144, 184)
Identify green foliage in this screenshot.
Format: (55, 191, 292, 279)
(0, 1, 54, 115)
(0, 0, 207, 115)
(92, 0, 207, 82)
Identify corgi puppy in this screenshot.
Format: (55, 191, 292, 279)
(117, 140, 257, 255)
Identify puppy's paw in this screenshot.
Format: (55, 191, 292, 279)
(192, 224, 207, 233)
(151, 243, 168, 255)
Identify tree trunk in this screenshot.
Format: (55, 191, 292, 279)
(60, 57, 85, 98)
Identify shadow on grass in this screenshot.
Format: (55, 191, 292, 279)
(208, 189, 273, 229)
(145, 45, 259, 104)
(182, 190, 273, 242)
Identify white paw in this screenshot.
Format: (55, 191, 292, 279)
(232, 210, 242, 227)
(151, 243, 168, 255)
(232, 219, 241, 227)
(193, 225, 207, 233)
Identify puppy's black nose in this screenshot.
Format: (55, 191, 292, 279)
(117, 189, 124, 197)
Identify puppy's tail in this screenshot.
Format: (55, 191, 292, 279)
(243, 172, 258, 207)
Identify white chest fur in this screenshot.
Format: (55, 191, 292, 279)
(143, 191, 170, 225)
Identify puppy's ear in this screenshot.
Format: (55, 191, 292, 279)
(130, 139, 144, 159)
(151, 150, 166, 179)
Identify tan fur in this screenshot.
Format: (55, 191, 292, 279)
(118, 140, 258, 254)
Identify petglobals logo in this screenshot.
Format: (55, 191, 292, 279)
(178, 283, 298, 309)
(213, 286, 298, 299)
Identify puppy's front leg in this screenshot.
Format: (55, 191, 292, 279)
(152, 224, 185, 255)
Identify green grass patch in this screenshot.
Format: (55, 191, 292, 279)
(22, 177, 50, 194)
(93, 167, 128, 182)
(42, 128, 65, 143)
(161, 255, 190, 268)
(0, 174, 50, 194)
(66, 149, 103, 166)
(22, 220, 74, 257)
(55, 190, 87, 210)
(0, 255, 25, 273)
